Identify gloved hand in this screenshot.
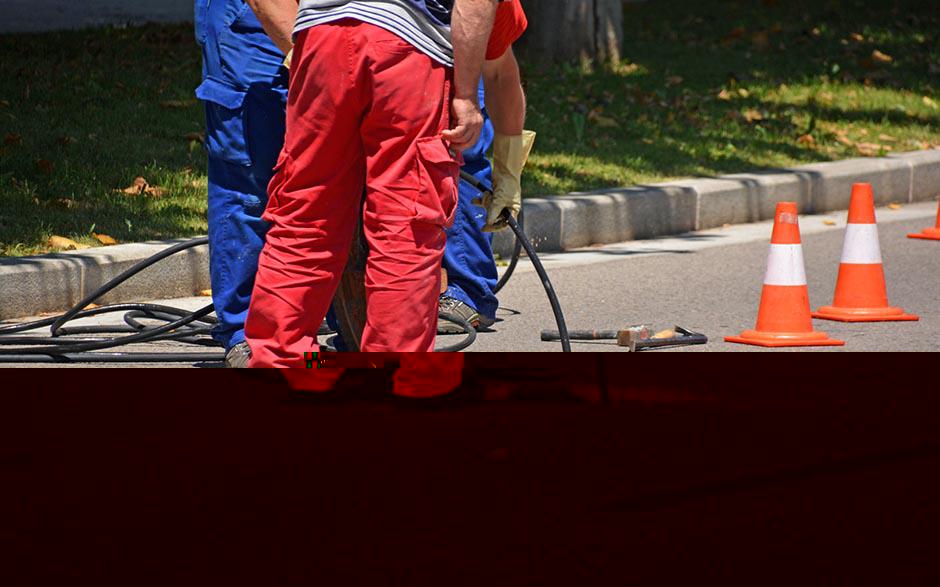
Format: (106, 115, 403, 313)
(476, 130, 536, 232)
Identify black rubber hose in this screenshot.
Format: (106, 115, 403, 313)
(49, 237, 210, 336)
(493, 205, 523, 295)
(0, 304, 216, 355)
(503, 213, 571, 353)
(0, 352, 225, 364)
(434, 312, 478, 353)
(458, 170, 522, 295)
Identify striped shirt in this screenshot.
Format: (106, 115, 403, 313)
(295, 1, 454, 66)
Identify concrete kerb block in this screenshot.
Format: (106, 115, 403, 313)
(887, 149, 940, 203)
(577, 185, 697, 244)
(659, 178, 753, 230)
(795, 157, 911, 211)
(719, 170, 813, 219)
(0, 239, 210, 320)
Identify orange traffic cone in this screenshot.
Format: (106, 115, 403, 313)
(907, 199, 940, 241)
(726, 202, 844, 347)
(813, 184, 919, 322)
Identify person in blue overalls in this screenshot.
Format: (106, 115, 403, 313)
(195, 0, 288, 366)
(198, 0, 524, 365)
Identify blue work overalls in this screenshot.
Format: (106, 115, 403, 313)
(195, 0, 288, 350)
(443, 83, 500, 321)
(196, 1, 500, 349)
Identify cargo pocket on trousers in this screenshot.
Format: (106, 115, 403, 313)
(415, 137, 460, 227)
(196, 77, 252, 167)
(263, 149, 291, 214)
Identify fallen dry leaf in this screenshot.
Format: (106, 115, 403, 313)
(923, 96, 939, 110)
(871, 50, 893, 65)
(855, 142, 891, 156)
(4, 132, 22, 146)
(848, 32, 865, 43)
(48, 236, 89, 251)
(199, 289, 213, 297)
(184, 132, 206, 144)
(84, 304, 100, 311)
(797, 134, 816, 146)
(160, 99, 196, 109)
(737, 88, 750, 98)
(834, 132, 855, 146)
(823, 219, 837, 226)
(93, 233, 118, 246)
(718, 89, 733, 101)
(652, 329, 677, 340)
(878, 133, 898, 142)
(121, 176, 148, 195)
(742, 108, 764, 123)
(588, 110, 620, 129)
(117, 177, 167, 197)
(887, 203, 902, 210)
(36, 159, 54, 175)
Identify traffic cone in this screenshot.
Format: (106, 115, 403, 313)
(907, 199, 940, 240)
(813, 183, 919, 322)
(726, 202, 844, 347)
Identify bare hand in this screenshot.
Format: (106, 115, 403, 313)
(441, 97, 484, 152)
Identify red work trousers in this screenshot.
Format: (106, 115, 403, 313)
(245, 20, 460, 368)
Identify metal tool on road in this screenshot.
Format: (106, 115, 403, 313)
(541, 325, 708, 352)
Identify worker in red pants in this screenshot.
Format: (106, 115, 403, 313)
(244, 1, 497, 396)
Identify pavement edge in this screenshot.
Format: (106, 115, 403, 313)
(2, 151, 939, 320)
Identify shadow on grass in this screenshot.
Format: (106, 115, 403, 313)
(521, 0, 939, 195)
(1, 1, 938, 253)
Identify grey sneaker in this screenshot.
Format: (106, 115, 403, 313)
(224, 341, 252, 368)
(438, 296, 495, 334)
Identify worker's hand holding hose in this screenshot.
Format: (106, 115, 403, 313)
(476, 130, 536, 232)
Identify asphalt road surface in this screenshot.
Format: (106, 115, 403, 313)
(0, 0, 192, 33)
(1, 201, 937, 367)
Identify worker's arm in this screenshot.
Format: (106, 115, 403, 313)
(482, 46, 525, 136)
(477, 46, 535, 232)
(442, 0, 498, 151)
(246, 0, 299, 55)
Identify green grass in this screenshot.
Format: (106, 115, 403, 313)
(523, 0, 939, 195)
(1, 0, 938, 255)
(0, 25, 207, 256)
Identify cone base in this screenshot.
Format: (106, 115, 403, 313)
(812, 305, 919, 322)
(725, 329, 845, 348)
(907, 227, 940, 240)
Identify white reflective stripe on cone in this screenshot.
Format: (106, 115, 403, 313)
(764, 244, 807, 286)
(840, 223, 883, 264)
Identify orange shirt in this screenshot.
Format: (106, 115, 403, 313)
(486, 0, 528, 60)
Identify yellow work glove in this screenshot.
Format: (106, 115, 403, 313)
(479, 130, 536, 232)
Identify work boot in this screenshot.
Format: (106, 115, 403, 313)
(438, 296, 495, 334)
(224, 341, 251, 369)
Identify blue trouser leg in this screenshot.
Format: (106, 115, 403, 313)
(442, 82, 500, 321)
(197, 0, 288, 350)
